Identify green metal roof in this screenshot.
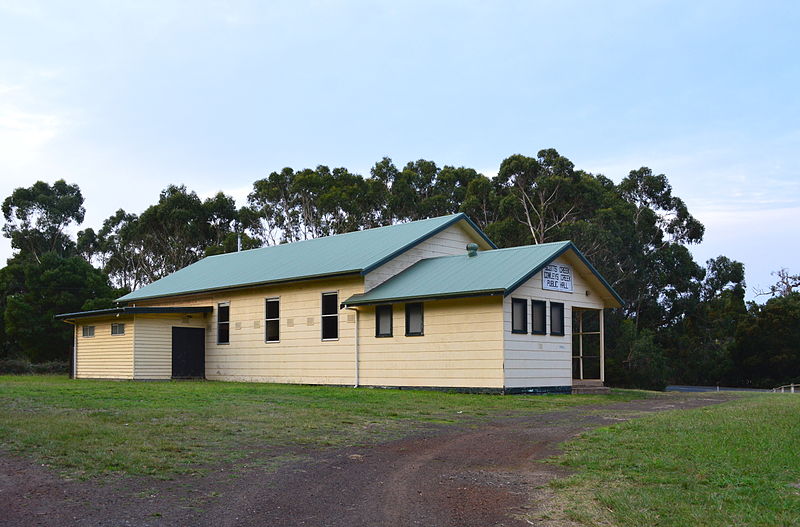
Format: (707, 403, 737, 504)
(342, 241, 624, 307)
(118, 213, 495, 302)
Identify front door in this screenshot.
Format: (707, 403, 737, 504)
(572, 308, 602, 380)
(172, 327, 205, 378)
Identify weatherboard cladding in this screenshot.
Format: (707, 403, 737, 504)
(342, 242, 575, 305)
(118, 214, 493, 303)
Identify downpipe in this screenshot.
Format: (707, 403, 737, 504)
(344, 306, 360, 387)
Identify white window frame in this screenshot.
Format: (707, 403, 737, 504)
(82, 325, 95, 338)
(111, 323, 125, 336)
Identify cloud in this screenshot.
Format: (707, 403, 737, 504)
(0, 103, 64, 167)
(0, 0, 44, 17)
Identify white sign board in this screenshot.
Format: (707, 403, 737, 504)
(542, 264, 573, 293)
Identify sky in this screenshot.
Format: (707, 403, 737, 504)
(1, 0, 798, 300)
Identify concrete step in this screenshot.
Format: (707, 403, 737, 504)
(573, 379, 605, 387)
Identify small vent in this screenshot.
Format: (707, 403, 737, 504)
(307, 317, 314, 326)
(466, 243, 479, 257)
(287, 318, 295, 328)
(253, 320, 260, 329)
(235, 321, 242, 330)
(346, 313, 355, 323)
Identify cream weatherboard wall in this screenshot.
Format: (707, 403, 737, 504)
(133, 314, 207, 379)
(137, 278, 506, 389)
(136, 275, 364, 384)
(363, 221, 489, 291)
(75, 317, 135, 379)
(502, 252, 607, 388)
(356, 296, 505, 389)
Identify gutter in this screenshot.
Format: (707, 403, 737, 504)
(342, 289, 505, 308)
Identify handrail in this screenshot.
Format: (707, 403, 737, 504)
(773, 383, 800, 393)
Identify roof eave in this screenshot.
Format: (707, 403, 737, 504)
(116, 269, 363, 303)
(342, 289, 505, 307)
(55, 306, 214, 321)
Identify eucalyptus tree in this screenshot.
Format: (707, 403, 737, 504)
(1, 179, 85, 263)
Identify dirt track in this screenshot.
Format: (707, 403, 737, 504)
(0, 392, 738, 527)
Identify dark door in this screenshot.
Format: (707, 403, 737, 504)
(172, 327, 205, 379)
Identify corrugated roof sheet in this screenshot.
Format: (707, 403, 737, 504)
(118, 213, 492, 302)
(343, 241, 623, 306)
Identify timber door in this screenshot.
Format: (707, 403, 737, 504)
(172, 327, 205, 379)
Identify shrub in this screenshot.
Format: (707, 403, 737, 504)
(0, 359, 33, 374)
(0, 359, 69, 374)
(31, 361, 70, 374)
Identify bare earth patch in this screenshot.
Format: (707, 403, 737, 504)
(0, 392, 739, 527)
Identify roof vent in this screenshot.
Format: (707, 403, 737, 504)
(466, 243, 479, 257)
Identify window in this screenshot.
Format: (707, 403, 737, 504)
(511, 298, 527, 333)
(375, 305, 393, 337)
(265, 298, 279, 342)
(531, 300, 546, 335)
(405, 303, 424, 336)
(321, 292, 339, 340)
(550, 302, 565, 336)
(217, 302, 230, 344)
(82, 325, 95, 338)
(111, 323, 125, 335)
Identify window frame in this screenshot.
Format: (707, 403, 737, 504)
(375, 304, 393, 338)
(511, 298, 528, 334)
(550, 302, 565, 336)
(82, 325, 95, 338)
(531, 300, 547, 335)
(321, 292, 339, 341)
(405, 302, 424, 337)
(217, 302, 230, 345)
(265, 297, 280, 343)
(110, 323, 125, 336)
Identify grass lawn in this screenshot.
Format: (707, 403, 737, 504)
(0, 375, 643, 479)
(552, 394, 800, 527)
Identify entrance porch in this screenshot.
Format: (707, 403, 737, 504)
(572, 308, 609, 394)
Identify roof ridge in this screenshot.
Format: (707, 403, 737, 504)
(484, 240, 571, 253)
(409, 240, 572, 263)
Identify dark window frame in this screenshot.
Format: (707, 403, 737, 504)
(511, 298, 528, 334)
(375, 304, 393, 337)
(265, 297, 280, 343)
(82, 325, 95, 338)
(531, 300, 547, 335)
(321, 292, 339, 341)
(550, 302, 565, 336)
(405, 302, 424, 336)
(111, 323, 125, 336)
(217, 302, 230, 345)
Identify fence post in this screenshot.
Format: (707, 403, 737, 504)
(792, 385, 795, 393)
